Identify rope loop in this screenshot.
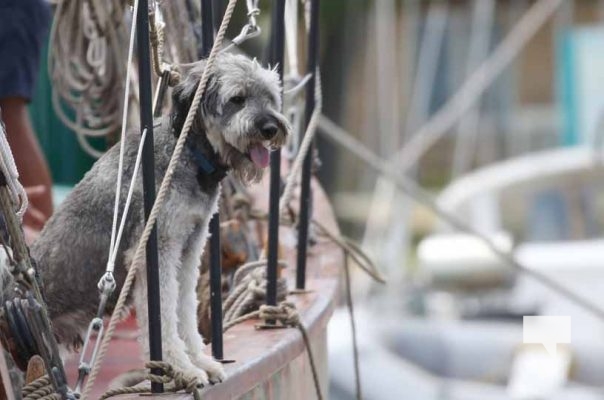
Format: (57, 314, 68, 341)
(145, 361, 203, 393)
(258, 302, 299, 327)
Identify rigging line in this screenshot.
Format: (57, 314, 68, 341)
(108, 128, 148, 268)
(389, 0, 563, 176)
(451, 0, 496, 178)
(317, 114, 604, 323)
(108, 0, 140, 268)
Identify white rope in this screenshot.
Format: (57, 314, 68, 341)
(81, 1, 239, 397)
(108, 128, 148, 269)
(48, 0, 128, 158)
(0, 120, 27, 218)
(107, 0, 140, 272)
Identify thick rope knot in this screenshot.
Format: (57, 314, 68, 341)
(222, 263, 289, 331)
(22, 375, 62, 400)
(258, 302, 299, 327)
(144, 361, 204, 393)
(99, 361, 204, 400)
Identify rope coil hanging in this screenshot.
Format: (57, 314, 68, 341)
(48, 0, 129, 157)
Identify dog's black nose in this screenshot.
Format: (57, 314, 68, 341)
(256, 117, 279, 139)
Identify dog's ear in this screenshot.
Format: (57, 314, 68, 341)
(170, 62, 220, 136)
(170, 71, 199, 136)
(201, 74, 221, 118)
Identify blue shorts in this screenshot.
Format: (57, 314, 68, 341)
(0, 0, 51, 101)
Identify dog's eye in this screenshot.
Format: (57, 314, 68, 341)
(229, 96, 245, 105)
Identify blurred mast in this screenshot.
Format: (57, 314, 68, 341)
(451, 0, 495, 178)
(362, 0, 449, 285)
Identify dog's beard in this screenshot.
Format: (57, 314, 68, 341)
(207, 116, 288, 184)
(222, 143, 265, 183)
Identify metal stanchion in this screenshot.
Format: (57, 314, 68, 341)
(137, 0, 164, 392)
(296, 0, 320, 290)
(266, 0, 286, 308)
(201, 0, 225, 361)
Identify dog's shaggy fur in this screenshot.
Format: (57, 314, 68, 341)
(17, 53, 289, 384)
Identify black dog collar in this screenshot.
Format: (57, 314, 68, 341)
(184, 135, 229, 188)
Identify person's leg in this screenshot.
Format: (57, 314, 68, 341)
(0, 98, 53, 229)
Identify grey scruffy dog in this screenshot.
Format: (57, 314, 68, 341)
(22, 53, 290, 384)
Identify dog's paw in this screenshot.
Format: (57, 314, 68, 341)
(163, 349, 210, 386)
(207, 360, 226, 384)
(183, 367, 210, 387)
(191, 354, 226, 384)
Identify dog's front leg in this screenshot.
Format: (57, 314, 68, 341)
(178, 231, 226, 383)
(133, 243, 211, 385)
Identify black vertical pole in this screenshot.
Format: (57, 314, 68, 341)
(208, 213, 223, 360)
(137, 0, 163, 393)
(296, 0, 319, 290)
(212, 0, 224, 35)
(266, 1, 286, 307)
(201, 0, 224, 361)
(201, 0, 215, 56)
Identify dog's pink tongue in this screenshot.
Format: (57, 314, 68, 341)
(250, 144, 270, 168)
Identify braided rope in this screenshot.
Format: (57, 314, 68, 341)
(81, 1, 239, 397)
(0, 116, 27, 218)
(48, 0, 128, 157)
(222, 263, 288, 327)
(21, 375, 61, 400)
(99, 361, 203, 400)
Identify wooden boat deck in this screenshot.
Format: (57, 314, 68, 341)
(62, 178, 342, 399)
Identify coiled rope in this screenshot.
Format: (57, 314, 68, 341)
(222, 260, 289, 331)
(22, 375, 61, 400)
(48, 0, 128, 158)
(81, 1, 239, 397)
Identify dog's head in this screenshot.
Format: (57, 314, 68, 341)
(172, 53, 291, 183)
